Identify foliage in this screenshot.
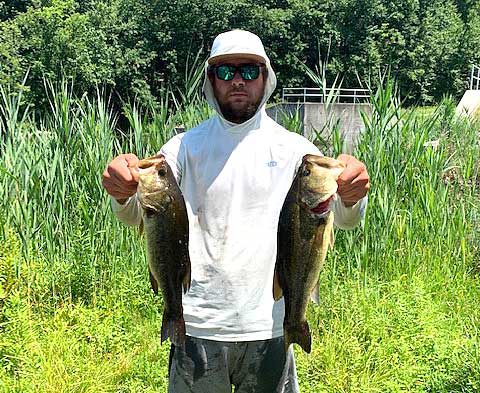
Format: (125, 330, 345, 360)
(0, 0, 478, 109)
(0, 0, 34, 21)
(1, 76, 480, 391)
(0, 0, 168, 109)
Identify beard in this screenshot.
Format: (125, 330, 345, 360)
(217, 87, 264, 124)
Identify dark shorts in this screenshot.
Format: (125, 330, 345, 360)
(168, 335, 300, 393)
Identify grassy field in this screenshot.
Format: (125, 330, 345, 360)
(0, 80, 479, 392)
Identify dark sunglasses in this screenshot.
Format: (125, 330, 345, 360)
(210, 64, 265, 81)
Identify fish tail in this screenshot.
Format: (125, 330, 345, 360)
(284, 321, 311, 354)
(161, 312, 186, 349)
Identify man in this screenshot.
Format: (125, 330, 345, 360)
(102, 29, 370, 393)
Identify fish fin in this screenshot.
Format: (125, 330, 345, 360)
(139, 218, 144, 236)
(273, 270, 283, 300)
(284, 321, 311, 354)
(161, 312, 186, 349)
(310, 282, 320, 304)
(149, 268, 159, 295)
(182, 259, 191, 294)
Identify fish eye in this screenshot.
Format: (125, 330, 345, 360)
(158, 168, 167, 177)
(302, 169, 311, 176)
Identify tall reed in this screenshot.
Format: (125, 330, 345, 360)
(335, 81, 479, 283)
(1, 72, 478, 307)
(1, 70, 479, 392)
(0, 78, 209, 307)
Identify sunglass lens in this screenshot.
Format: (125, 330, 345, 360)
(216, 65, 235, 81)
(240, 65, 260, 80)
(214, 64, 261, 81)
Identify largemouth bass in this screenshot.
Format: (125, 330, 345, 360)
(274, 154, 345, 354)
(137, 155, 191, 348)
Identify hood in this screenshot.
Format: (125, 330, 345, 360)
(203, 30, 277, 129)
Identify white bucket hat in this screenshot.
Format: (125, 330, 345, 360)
(207, 30, 269, 65)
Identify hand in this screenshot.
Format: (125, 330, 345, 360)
(102, 154, 140, 204)
(336, 154, 370, 207)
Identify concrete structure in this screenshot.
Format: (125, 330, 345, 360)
(455, 65, 480, 119)
(266, 102, 371, 153)
(456, 90, 480, 118)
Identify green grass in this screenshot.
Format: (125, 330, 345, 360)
(0, 78, 479, 392)
(0, 229, 170, 392)
(298, 270, 480, 392)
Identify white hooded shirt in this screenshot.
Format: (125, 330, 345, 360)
(112, 30, 367, 341)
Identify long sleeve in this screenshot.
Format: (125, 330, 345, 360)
(333, 195, 368, 230)
(110, 194, 143, 227)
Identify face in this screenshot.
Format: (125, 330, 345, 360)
(209, 58, 266, 124)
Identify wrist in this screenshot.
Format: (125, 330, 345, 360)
(116, 198, 128, 205)
(340, 197, 357, 207)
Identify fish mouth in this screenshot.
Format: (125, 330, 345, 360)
(138, 155, 165, 170)
(309, 195, 335, 216)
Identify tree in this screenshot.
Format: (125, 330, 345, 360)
(0, 0, 35, 21)
(0, 0, 477, 109)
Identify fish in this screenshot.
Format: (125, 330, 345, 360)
(136, 155, 191, 348)
(274, 154, 345, 354)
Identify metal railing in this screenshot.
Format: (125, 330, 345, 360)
(282, 87, 370, 103)
(470, 65, 480, 90)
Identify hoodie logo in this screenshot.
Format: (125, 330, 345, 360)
(267, 160, 277, 167)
